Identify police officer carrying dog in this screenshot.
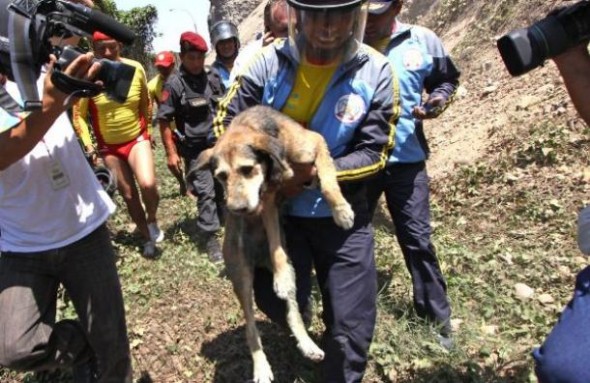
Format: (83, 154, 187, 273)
(157, 32, 225, 263)
(213, 0, 398, 380)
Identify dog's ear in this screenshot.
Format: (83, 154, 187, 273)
(250, 136, 293, 184)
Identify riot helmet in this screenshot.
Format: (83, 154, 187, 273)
(286, 0, 368, 64)
(210, 20, 240, 60)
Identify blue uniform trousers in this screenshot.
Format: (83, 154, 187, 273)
(366, 161, 451, 329)
(253, 213, 377, 383)
(534, 265, 590, 383)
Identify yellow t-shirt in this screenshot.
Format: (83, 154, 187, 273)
(73, 58, 152, 147)
(281, 58, 338, 125)
(374, 36, 391, 55)
(147, 74, 176, 131)
(147, 74, 164, 104)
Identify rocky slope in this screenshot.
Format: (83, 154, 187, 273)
(213, 0, 583, 180)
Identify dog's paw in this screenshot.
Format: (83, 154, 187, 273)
(273, 267, 294, 300)
(297, 338, 325, 362)
(332, 202, 355, 230)
(253, 359, 274, 383)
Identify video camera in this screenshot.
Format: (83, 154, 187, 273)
(0, 0, 137, 111)
(497, 0, 590, 77)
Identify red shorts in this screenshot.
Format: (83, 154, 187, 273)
(99, 129, 150, 161)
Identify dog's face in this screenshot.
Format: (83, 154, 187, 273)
(197, 129, 290, 216)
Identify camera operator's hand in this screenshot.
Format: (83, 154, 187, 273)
(44, 52, 102, 111)
(0, 52, 101, 170)
(552, 43, 590, 126)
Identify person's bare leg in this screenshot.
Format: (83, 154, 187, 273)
(104, 154, 150, 241)
(127, 141, 160, 224)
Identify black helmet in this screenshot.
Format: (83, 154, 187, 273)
(94, 165, 117, 197)
(287, 0, 365, 10)
(210, 20, 240, 48)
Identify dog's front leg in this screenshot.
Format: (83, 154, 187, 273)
(261, 194, 293, 301)
(310, 136, 355, 230)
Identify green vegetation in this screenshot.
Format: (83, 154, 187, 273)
(94, 0, 158, 69)
(2, 112, 588, 382)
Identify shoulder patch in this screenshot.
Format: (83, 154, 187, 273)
(161, 89, 170, 103)
(334, 94, 366, 124)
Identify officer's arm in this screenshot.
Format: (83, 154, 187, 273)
(0, 53, 100, 170)
(422, 31, 460, 116)
(334, 62, 398, 182)
(212, 65, 265, 144)
(157, 80, 179, 157)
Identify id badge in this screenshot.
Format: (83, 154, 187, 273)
(47, 159, 70, 190)
(187, 97, 208, 109)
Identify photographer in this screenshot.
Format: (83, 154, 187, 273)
(533, 42, 590, 383)
(0, 1, 132, 381)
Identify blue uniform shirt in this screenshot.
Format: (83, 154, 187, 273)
(382, 22, 460, 164)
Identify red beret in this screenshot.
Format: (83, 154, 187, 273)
(93, 31, 114, 42)
(154, 51, 175, 67)
(179, 32, 208, 53)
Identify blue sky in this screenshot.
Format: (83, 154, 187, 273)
(115, 0, 211, 53)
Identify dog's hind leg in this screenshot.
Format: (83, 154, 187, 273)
(225, 222, 274, 383)
(260, 195, 324, 362)
(233, 266, 274, 382)
(285, 292, 325, 361)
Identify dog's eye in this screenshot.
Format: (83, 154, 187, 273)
(216, 171, 228, 183)
(239, 166, 254, 177)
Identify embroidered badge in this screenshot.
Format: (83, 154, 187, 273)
(161, 89, 170, 103)
(402, 48, 424, 71)
(334, 94, 366, 124)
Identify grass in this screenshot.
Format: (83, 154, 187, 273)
(2, 115, 586, 383)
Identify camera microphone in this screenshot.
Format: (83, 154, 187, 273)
(58, 1, 136, 45)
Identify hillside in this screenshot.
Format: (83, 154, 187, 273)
(2, 1, 589, 383)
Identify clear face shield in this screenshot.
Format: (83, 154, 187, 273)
(287, 2, 368, 65)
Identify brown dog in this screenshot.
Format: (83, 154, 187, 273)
(195, 105, 354, 382)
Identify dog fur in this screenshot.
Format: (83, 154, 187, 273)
(195, 105, 355, 383)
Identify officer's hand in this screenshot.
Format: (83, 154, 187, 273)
(167, 152, 183, 178)
(413, 96, 445, 120)
(280, 163, 318, 198)
(262, 31, 276, 47)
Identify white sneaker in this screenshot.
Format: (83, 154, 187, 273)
(148, 222, 164, 243)
(143, 240, 156, 258)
